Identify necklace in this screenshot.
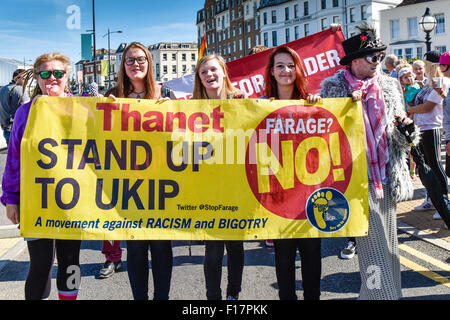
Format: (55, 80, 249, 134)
(132, 90, 146, 98)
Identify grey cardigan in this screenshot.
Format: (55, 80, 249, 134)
(319, 70, 420, 202)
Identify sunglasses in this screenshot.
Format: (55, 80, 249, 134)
(364, 53, 385, 64)
(39, 70, 66, 79)
(125, 56, 147, 66)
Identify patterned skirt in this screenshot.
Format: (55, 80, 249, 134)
(355, 183, 402, 300)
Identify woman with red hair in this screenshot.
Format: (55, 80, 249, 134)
(263, 45, 322, 300)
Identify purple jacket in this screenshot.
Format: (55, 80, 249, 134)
(1, 100, 32, 205)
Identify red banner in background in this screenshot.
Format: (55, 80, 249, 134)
(164, 28, 346, 99)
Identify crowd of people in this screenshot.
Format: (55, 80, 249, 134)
(0, 22, 448, 300)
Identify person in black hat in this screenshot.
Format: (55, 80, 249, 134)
(319, 24, 420, 300)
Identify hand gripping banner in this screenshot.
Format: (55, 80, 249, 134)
(20, 97, 368, 240)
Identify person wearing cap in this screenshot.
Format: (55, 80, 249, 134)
(0, 69, 30, 145)
(407, 51, 449, 220)
(319, 24, 420, 300)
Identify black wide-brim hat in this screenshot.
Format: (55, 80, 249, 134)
(340, 30, 387, 65)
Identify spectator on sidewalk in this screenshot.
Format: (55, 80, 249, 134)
(0, 69, 29, 145)
(413, 60, 427, 88)
(408, 51, 449, 220)
(319, 23, 420, 299)
(385, 54, 398, 78)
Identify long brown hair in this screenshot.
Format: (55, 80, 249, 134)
(110, 42, 158, 99)
(264, 46, 308, 99)
(192, 54, 242, 99)
(20, 53, 71, 100)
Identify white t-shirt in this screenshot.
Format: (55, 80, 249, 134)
(413, 77, 450, 131)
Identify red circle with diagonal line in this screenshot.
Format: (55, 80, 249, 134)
(245, 104, 353, 220)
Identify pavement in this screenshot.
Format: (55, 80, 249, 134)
(0, 145, 449, 272)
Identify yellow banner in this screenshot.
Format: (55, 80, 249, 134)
(101, 60, 108, 77)
(20, 97, 368, 240)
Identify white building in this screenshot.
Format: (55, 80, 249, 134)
(0, 58, 32, 86)
(379, 0, 450, 59)
(148, 42, 198, 82)
(258, 0, 402, 48)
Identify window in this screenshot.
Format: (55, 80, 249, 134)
(333, 16, 340, 23)
(436, 46, 447, 53)
(393, 48, 402, 58)
(321, 0, 326, 10)
(239, 39, 242, 51)
(333, 0, 339, 7)
(294, 4, 299, 18)
(408, 17, 418, 37)
(405, 48, 413, 60)
(248, 37, 251, 50)
(285, 7, 289, 21)
(182, 53, 186, 61)
(391, 20, 400, 40)
(264, 32, 268, 46)
(263, 12, 267, 25)
(361, 5, 367, 21)
(182, 65, 187, 72)
(321, 18, 328, 31)
(163, 53, 167, 61)
(304, 23, 309, 36)
(435, 14, 445, 34)
(295, 26, 300, 39)
(349, 7, 355, 23)
(172, 65, 176, 74)
(285, 28, 290, 43)
(271, 10, 277, 23)
(172, 53, 176, 61)
(303, 1, 309, 16)
(416, 47, 423, 58)
(163, 65, 167, 73)
(272, 30, 277, 46)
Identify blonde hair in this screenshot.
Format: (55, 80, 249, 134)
(424, 60, 442, 87)
(192, 54, 242, 99)
(110, 42, 158, 99)
(20, 52, 71, 100)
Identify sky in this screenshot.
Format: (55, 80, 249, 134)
(0, 0, 205, 66)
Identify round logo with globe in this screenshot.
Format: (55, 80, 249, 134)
(305, 188, 350, 233)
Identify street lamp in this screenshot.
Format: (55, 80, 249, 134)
(103, 28, 123, 89)
(419, 7, 437, 52)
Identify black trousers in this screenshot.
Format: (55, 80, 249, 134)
(203, 240, 244, 300)
(419, 129, 448, 195)
(273, 238, 322, 300)
(126, 240, 173, 300)
(25, 239, 81, 300)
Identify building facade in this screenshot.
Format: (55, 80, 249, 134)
(196, 0, 403, 61)
(148, 42, 198, 82)
(197, 0, 262, 61)
(379, 0, 450, 59)
(258, 0, 402, 48)
(82, 49, 117, 88)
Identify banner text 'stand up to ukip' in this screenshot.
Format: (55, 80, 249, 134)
(20, 97, 368, 240)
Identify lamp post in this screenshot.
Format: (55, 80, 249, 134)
(419, 7, 437, 52)
(103, 28, 123, 89)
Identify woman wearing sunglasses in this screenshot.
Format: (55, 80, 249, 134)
(105, 42, 173, 300)
(261, 45, 322, 300)
(320, 25, 419, 300)
(1, 53, 82, 300)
